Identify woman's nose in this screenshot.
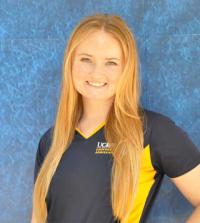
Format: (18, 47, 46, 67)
(90, 63, 106, 76)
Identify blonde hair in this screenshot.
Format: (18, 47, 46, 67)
(32, 13, 145, 223)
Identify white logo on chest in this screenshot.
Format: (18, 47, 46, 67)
(95, 141, 112, 154)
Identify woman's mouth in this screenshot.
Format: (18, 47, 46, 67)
(86, 81, 107, 88)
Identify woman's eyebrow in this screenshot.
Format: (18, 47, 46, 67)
(78, 53, 120, 60)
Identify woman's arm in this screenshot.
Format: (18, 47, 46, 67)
(30, 209, 36, 223)
(170, 164, 200, 223)
(186, 206, 200, 223)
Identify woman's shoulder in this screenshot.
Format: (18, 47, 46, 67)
(142, 107, 187, 148)
(142, 108, 188, 141)
(34, 126, 54, 183)
(142, 108, 176, 140)
(143, 108, 174, 125)
(40, 126, 54, 142)
(37, 126, 54, 159)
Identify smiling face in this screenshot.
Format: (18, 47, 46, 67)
(72, 30, 124, 101)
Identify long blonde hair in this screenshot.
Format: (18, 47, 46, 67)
(32, 13, 145, 223)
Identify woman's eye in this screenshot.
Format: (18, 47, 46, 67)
(80, 58, 91, 62)
(107, 61, 117, 66)
(80, 58, 117, 66)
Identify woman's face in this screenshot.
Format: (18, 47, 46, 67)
(72, 30, 124, 101)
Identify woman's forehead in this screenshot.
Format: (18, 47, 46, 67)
(74, 42, 123, 60)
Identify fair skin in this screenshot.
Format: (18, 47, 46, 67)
(72, 30, 124, 135)
(171, 164, 200, 222)
(71, 30, 200, 222)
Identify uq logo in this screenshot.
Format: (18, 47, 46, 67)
(95, 141, 112, 154)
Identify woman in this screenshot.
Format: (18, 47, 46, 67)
(32, 13, 200, 223)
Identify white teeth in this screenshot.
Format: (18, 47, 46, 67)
(88, 81, 106, 87)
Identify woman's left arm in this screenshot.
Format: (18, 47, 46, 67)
(170, 164, 200, 223)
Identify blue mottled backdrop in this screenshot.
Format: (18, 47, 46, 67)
(0, 0, 199, 222)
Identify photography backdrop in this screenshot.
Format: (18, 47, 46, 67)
(0, 0, 199, 222)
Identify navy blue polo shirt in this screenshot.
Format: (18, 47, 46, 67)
(33, 108, 200, 223)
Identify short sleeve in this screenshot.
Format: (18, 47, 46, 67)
(33, 127, 53, 184)
(150, 113, 200, 178)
